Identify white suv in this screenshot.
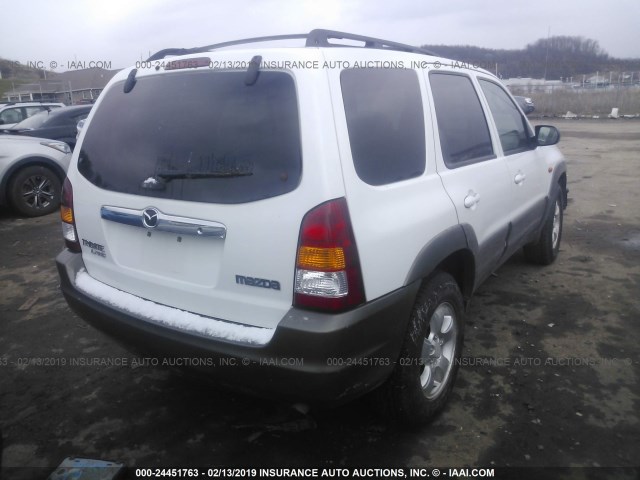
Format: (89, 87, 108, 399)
(56, 30, 567, 425)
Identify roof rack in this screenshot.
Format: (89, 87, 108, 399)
(306, 30, 437, 56)
(147, 29, 437, 61)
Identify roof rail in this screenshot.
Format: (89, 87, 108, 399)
(146, 29, 437, 61)
(147, 34, 308, 61)
(305, 29, 438, 56)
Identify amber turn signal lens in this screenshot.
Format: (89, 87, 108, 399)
(60, 205, 74, 223)
(297, 246, 346, 270)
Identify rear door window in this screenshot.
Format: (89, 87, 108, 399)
(429, 72, 495, 168)
(79, 70, 302, 204)
(341, 68, 426, 185)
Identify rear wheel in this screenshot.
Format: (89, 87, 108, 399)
(524, 189, 563, 265)
(380, 271, 465, 427)
(8, 165, 62, 217)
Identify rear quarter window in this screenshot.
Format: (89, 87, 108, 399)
(341, 68, 426, 186)
(78, 70, 302, 204)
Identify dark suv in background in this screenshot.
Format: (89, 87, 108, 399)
(514, 95, 535, 114)
(0, 101, 65, 129)
(1, 105, 92, 150)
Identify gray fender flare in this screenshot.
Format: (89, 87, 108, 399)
(404, 224, 478, 297)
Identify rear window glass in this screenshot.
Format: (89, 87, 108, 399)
(341, 68, 426, 186)
(78, 70, 301, 204)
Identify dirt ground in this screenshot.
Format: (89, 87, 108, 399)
(1, 120, 638, 479)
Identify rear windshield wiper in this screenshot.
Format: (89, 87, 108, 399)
(157, 170, 253, 180)
(141, 170, 253, 190)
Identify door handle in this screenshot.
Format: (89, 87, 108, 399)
(464, 191, 481, 209)
(514, 172, 526, 185)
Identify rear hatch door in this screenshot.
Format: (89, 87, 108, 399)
(70, 51, 340, 331)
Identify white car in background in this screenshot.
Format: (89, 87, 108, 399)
(0, 135, 71, 216)
(0, 102, 65, 130)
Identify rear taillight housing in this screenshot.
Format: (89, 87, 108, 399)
(60, 177, 81, 252)
(294, 198, 365, 312)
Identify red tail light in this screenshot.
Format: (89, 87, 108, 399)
(294, 198, 365, 312)
(60, 178, 81, 252)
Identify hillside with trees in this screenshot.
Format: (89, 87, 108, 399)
(0, 58, 47, 81)
(0, 58, 49, 100)
(423, 36, 640, 80)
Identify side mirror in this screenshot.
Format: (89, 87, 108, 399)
(535, 125, 560, 146)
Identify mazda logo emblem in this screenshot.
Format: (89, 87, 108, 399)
(142, 208, 159, 228)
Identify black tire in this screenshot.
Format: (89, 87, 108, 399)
(524, 189, 563, 265)
(8, 165, 62, 217)
(380, 271, 465, 427)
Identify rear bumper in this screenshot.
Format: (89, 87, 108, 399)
(56, 249, 419, 405)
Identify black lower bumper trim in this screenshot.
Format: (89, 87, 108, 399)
(56, 250, 419, 405)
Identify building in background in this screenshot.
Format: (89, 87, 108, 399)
(2, 67, 119, 105)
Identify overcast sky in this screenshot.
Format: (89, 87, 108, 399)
(3, 0, 639, 72)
